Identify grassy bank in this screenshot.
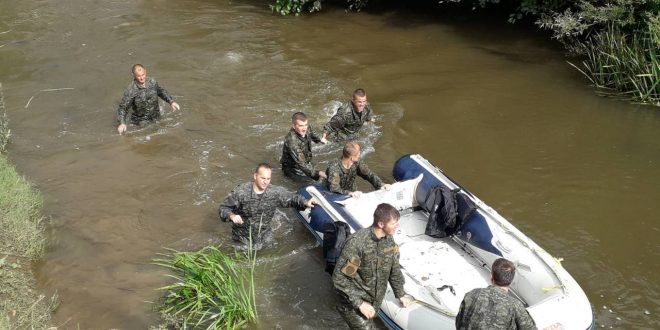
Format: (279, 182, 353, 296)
(0, 83, 55, 328)
(0, 155, 56, 329)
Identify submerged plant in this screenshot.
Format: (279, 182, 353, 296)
(153, 246, 258, 329)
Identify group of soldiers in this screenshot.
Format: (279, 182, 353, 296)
(116, 65, 537, 330)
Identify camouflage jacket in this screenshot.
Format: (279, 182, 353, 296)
(281, 126, 323, 179)
(323, 102, 372, 141)
(117, 77, 174, 125)
(332, 227, 406, 310)
(325, 158, 384, 195)
(218, 182, 308, 242)
(456, 285, 537, 330)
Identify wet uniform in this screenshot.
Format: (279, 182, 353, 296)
(281, 126, 323, 182)
(332, 227, 406, 330)
(456, 285, 537, 330)
(325, 158, 383, 195)
(218, 182, 308, 249)
(117, 77, 174, 126)
(323, 102, 373, 142)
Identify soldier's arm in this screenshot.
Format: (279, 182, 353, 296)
(219, 189, 241, 222)
(309, 125, 323, 144)
(284, 139, 317, 179)
(277, 188, 309, 210)
(332, 238, 363, 310)
(323, 112, 346, 136)
(514, 304, 538, 330)
(388, 248, 406, 299)
(455, 298, 467, 329)
(117, 87, 133, 125)
(364, 105, 374, 122)
(155, 80, 174, 104)
(357, 162, 384, 190)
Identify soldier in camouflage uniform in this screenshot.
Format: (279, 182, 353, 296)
(456, 258, 537, 330)
(116, 64, 180, 134)
(281, 112, 328, 184)
(332, 203, 412, 330)
(322, 88, 374, 142)
(219, 163, 316, 250)
(325, 141, 390, 198)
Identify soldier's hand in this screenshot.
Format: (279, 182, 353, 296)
(399, 296, 412, 308)
(304, 198, 317, 209)
(349, 191, 362, 198)
(320, 134, 328, 144)
(117, 124, 127, 135)
(229, 214, 243, 225)
(171, 102, 181, 111)
(381, 184, 392, 191)
(318, 171, 327, 179)
(359, 302, 376, 319)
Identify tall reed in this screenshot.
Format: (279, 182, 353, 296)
(153, 246, 258, 329)
(570, 24, 660, 105)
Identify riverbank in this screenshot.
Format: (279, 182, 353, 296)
(0, 83, 54, 328)
(0, 154, 56, 328)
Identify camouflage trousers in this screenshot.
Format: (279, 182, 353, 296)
(336, 304, 378, 330)
(231, 227, 274, 251)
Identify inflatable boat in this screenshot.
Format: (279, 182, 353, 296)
(295, 154, 594, 330)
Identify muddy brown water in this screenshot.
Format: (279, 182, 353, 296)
(1, 0, 658, 328)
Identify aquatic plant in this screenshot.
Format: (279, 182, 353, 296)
(153, 246, 258, 329)
(569, 22, 660, 105)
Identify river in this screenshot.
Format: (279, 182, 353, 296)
(0, 0, 658, 329)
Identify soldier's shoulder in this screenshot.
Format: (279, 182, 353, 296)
(233, 182, 252, 192)
(327, 158, 342, 169)
(283, 129, 297, 143)
(266, 184, 291, 195)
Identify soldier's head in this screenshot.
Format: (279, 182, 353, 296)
(291, 112, 309, 136)
(253, 163, 273, 193)
(372, 203, 400, 237)
(351, 88, 367, 113)
(342, 141, 361, 164)
(491, 258, 516, 287)
(132, 64, 147, 85)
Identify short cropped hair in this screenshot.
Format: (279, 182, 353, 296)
(132, 63, 145, 74)
(353, 88, 366, 98)
(292, 112, 307, 123)
(254, 162, 272, 173)
(372, 203, 400, 227)
(342, 141, 360, 158)
(492, 258, 516, 286)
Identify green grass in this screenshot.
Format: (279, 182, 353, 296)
(0, 154, 55, 328)
(0, 156, 46, 260)
(153, 246, 258, 329)
(569, 24, 660, 105)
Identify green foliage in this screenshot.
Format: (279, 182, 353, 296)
(271, 0, 321, 16)
(153, 246, 258, 329)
